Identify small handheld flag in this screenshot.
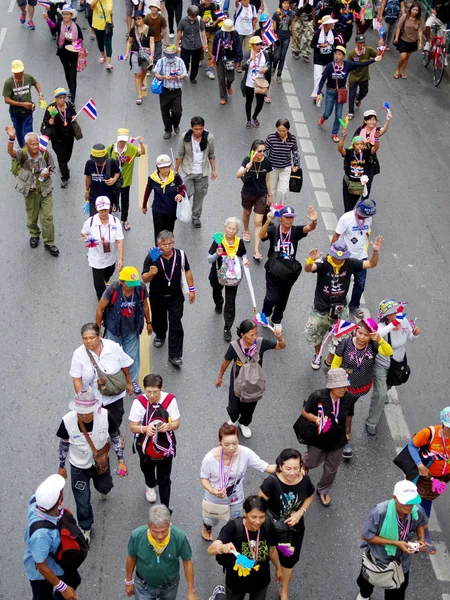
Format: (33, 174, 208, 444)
(271, 203, 284, 217)
(333, 319, 358, 338)
(78, 98, 97, 120)
(409, 317, 417, 329)
(262, 19, 278, 46)
(148, 247, 162, 260)
(49, 107, 58, 117)
(383, 102, 390, 110)
(84, 236, 99, 248)
(254, 312, 275, 332)
(38, 135, 49, 153)
(214, 9, 226, 20)
(37, 0, 51, 9)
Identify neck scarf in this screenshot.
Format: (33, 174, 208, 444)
(360, 125, 376, 147)
(147, 528, 171, 561)
(318, 27, 335, 45)
(222, 236, 239, 259)
(379, 499, 418, 556)
(327, 255, 344, 274)
(240, 339, 257, 358)
(151, 169, 175, 192)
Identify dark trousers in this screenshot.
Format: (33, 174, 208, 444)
(10, 110, 33, 147)
(150, 290, 184, 358)
(58, 51, 78, 100)
(70, 462, 114, 530)
(227, 376, 258, 426)
(166, 0, 183, 33)
(52, 137, 74, 181)
(210, 277, 238, 330)
(273, 37, 291, 76)
(261, 271, 294, 324)
(152, 210, 177, 244)
(348, 79, 369, 114)
(94, 28, 113, 57)
(357, 568, 409, 599)
(104, 398, 125, 429)
(180, 47, 202, 80)
(226, 587, 268, 600)
(92, 263, 116, 300)
(30, 571, 81, 600)
(343, 178, 362, 212)
(159, 88, 183, 133)
(137, 446, 173, 508)
(244, 85, 265, 122)
(216, 59, 236, 99)
(349, 268, 367, 310)
(118, 185, 131, 222)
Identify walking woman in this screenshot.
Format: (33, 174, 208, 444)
(41, 87, 78, 188)
(142, 154, 187, 243)
(124, 10, 155, 105)
(90, 0, 114, 71)
(211, 19, 243, 105)
(81, 196, 124, 300)
(393, 2, 422, 79)
(259, 449, 314, 600)
(272, 0, 295, 83)
(265, 118, 301, 206)
(316, 45, 382, 142)
(208, 218, 249, 341)
(241, 36, 269, 129)
(216, 319, 286, 439)
(351, 108, 392, 198)
(236, 139, 273, 259)
(44, 4, 83, 102)
(200, 423, 275, 541)
(310, 14, 338, 99)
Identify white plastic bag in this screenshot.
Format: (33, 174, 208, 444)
(176, 194, 192, 223)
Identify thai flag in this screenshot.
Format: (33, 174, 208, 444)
(262, 20, 278, 46)
(334, 33, 344, 46)
(333, 319, 358, 339)
(37, 0, 51, 8)
(38, 135, 49, 153)
(214, 9, 226, 20)
(81, 98, 97, 120)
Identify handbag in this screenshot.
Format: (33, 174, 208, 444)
(334, 65, 348, 104)
(254, 76, 269, 95)
(176, 193, 192, 223)
(224, 59, 236, 71)
(361, 550, 405, 590)
(76, 43, 88, 72)
(386, 334, 410, 386)
(289, 167, 303, 193)
(265, 251, 302, 283)
(201, 452, 241, 521)
(98, 0, 114, 36)
(393, 427, 433, 482)
(293, 413, 318, 444)
(86, 348, 127, 396)
(72, 119, 83, 141)
(344, 174, 364, 195)
(151, 77, 163, 94)
(78, 418, 111, 475)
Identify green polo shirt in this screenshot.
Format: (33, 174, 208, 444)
(107, 143, 140, 188)
(348, 47, 378, 82)
(128, 525, 192, 587)
(2, 74, 37, 103)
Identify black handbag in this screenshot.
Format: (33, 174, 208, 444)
(289, 167, 303, 193)
(386, 333, 411, 386)
(265, 251, 302, 283)
(393, 427, 433, 482)
(99, 0, 114, 36)
(293, 413, 318, 445)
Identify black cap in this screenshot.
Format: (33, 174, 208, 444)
(134, 9, 144, 17)
(355, 34, 366, 43)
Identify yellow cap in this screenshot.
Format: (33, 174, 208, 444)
(54, 87, 68, 98)
(249, 36, 263, 46)
(90, 145, 107, 158)
(116, 128, 129, 136)
(335, 45, 346, 55)
(11, 59, 24, 73)
(119, 266, 141, 287)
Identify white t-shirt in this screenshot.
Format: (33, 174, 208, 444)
(191, 138, 204, 175)
(234, 3, 256, 35)
(81, 214, 124, 269)
(335, 211, 372, 260)
(245, 51, 267, 88)
(69, 339, 133, 406)
(128, 392, 181, 422)
(376, 320, 417, 367)
(200, 445, 268, 507)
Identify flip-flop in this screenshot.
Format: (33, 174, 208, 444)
(400, 73, 407, 79)
(393, 72, 399, 79)
(243, 232, 251, 243)
(123, 221, 131, 231)
(425, 540, 437, 554)
(253, 251, 263, 260)
(264, 96, 271, 103)
(317, 490, 331, 507)
(201, 525, 213, 541)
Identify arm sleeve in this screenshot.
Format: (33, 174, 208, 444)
(316, 64, 330, 94)
(59, 440, 69, 468)
(331, 354, 343, 368)
(142, 254, 153, 275)
(179, 534, 193, 560)
(28, 531, 55, 564)
(377, 322, 395, 338)
(407, 439, 423, 466)
(347, 59, 375, 71)
(260, 475, 274, 498)
(377, 338, 393, 357)
(291, 136, 301, 167)
(305, 475, 315, 497)
(143, 181, 152, 209)
(111, 431, 124, 460)
(362, 507, 382, 540)
(128, 533, 137, 558)
(56, 419, 69, 439)
(69, 350, 83, 378)
(304, 391, 319, 414)
(224, 345, 236, 361)
(182, 252, 191, 272)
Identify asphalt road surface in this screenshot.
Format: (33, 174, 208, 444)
(1, 2, 449, 598)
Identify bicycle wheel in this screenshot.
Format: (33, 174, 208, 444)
(433, 51, 445, 86)
(423, 49, 431, 67)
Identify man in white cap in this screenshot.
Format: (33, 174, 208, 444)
(56, 390, 128, 544)
(24, 474, 78, 599)
(356, 480, 427, 600)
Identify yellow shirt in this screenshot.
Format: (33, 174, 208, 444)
(91, 0, 113, 31)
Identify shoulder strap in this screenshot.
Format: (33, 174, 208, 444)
(78, 416, 98, 457)
(180, 249, 186, 272)
(86, 347, 99, 369)
(136, 393, 149, 409)
(29, 520, 57, 537)
(161, 393, 175, 411)
(231, 340, 247, 364)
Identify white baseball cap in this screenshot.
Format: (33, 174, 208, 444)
(35, 474, 65, 510)
(95, 196, 111, 210)
(393, 480, 421, 505)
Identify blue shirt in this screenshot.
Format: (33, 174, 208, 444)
(24, 498, 63, 581)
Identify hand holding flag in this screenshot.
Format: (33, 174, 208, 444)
(77, 98, 97, 120)
(38, 134, 49, 153)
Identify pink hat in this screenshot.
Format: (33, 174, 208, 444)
(361, 317, 378, 333)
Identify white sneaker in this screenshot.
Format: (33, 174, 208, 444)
(356, 594, 369, 600)
(169, 32, 174, 38)
(273, 323, 282, 336)
(145, 486, 157, 502)
(424, 41, 431, 51)
(206, 69, 215, 79)
(239, 422, 252, 438)
(311, 354, 321, 370)
(81, 529, 91, 544)
(227, 419, 238, 425)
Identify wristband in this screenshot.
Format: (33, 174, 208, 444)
(8, 137, 15, 143)
(374, 137, 380, 142)
(146, 320, 152, 324)
(188, 286, 195, 292)
(299, 507, 306, 513)
(150, 52, 155, 56)
(124, 579, 134, 585)
(55, 581, 68, 593)
(306, 257, 315, 265)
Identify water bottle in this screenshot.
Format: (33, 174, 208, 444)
(316, 94, 322, 108)
(39, 167, 49, 182)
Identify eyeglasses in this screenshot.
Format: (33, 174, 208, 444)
(159, 242, 174, 247)
(145, 390, 160, 396)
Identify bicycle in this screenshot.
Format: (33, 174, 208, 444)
(422, 23, 450, 87)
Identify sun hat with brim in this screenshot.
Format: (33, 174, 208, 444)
(222, 18, 234, 31)
(393, 481, 421, 505)
(335, 45, 346, 55)
(11, 59, 24, 73)
(164, 45, 177, 57)
(356, 198, 376, 217)
(279, 206, 296, 217)
(119, 266, 141, 287)
(58, 4, 77, 17)
(249, 36, 263, 46)
(326, 368, 350, 389)
(440, 407, 450, 427)
(329, 241, 350, 259)
(117, 127, 129, 142)
(90, 144, 107, 163)
(377, 299, 402, 321)
(364, 109, 378, 119)
(95, 196, 111, 210)
(148, 0, 161, 8)
(320, 15, 338, 25)
(69, 390, 102, 414)
(156, 154, 171, 168)
(35, 474, 66, 511)
(54, 87, 68, 98)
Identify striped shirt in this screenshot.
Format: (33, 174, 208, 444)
(154, 56, 188, 90)
(265, 132, 301, 168)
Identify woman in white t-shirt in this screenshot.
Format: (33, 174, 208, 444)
(200, 422, 275, 540)
(241, 35, 269, 129)
(234, 0, 258, 59)
(81, 196, 124, 300)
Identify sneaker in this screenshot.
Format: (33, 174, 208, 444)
(174, 126, 180, 134)
(292, 53, 300, 60)
(81, 529, 91, 544)
(252, 118, 260, 128)
(61, 179, 68, 188)
(224, 327, 232, 342)
(28, 19, 35, 30)
(342, 441, 353, 459)
(132, 382, 142, 395)
(356, 595, 367, 600)
(365, 423, 377, 436)
(215, 304, 223, 314)
(245, 120, 252, 129)
(347, 113, 354, 120)
(163, 131, 171, 139)
(99, 493, 108, 500)
(424, 527, 437, 554)
(20, 12, 26, 23)
(424, 41, 432, 51)
(190, 78, 197, 84)
(153, 337, 164, 348)
(349, 307, 364, 320)
(209, 585, 226, 600)
(169, 32, 174, 38)
(206, 69, 215, 79)
(238, 422, 252, 438)
(30, 237, 39, 248)
(277, 76, 282, 83)
(227, 419, 238, 425)
(169, 356, 183, 367)
(192, 218, 202, 228)
(311, 354, 321, 370)
(45, 244, 60, 257)
(145, 486, 157, 503)
(317, 116, 325, 127)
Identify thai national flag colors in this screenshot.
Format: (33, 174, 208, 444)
(81, 98, 97, 120)
(214, 9, 226, 20)
(333, 319, 359, 339)
(37, 0, 51, 8)
(38, 135, 49, 153)
(262, 19, 278, 46)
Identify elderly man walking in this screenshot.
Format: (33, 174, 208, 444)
(6, 125, 59, 256)
(125, 504, 198, 600)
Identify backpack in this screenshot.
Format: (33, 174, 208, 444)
(28, 507, 89, 570)
(11, 147, 50, 177)
(103, 280, 146, 336)
(231, 339, 266, 402)
(134, 393, 177, 460)
(216, 517, 272, 568)
(384, 0, 400, 22)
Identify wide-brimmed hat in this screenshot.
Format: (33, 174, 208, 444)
(116, 127, 129, 142)
(54, 87, 68, 98)
(222, 18, 234, 32)
(148, 0, 161, 8)
(35, 474, 66, 510)
(356, 198, 376, 217)
(320, 15, 338, 25)
(119, 266, 141, 287)
(58, 4, 77, 17)
(69, 390, 102, 414)
(11, 59, 24, 73)
(377, 299, 402, 321)
(249, 36, 263, 46)
(326, 368, 350, 389)
(90, 143, 107, 163)
(393, 481, 421, 505)
(329, 241, 350, 259)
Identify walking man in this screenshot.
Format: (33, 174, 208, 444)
(153, 45, 188, 140)
(175, 116, 216, 228)
(291, 0, 315, 62)
(142, 230, 196, 368)
(6, 126, 59, 256)
(177, 5, 208, 83)
(96, 266, 152, 395)
(347, 35, 379, 119)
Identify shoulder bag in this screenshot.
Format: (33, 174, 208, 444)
(78, 417, 111, 475)
(98, 0, 114, 36)
(202, 452, 241, 521)
(289, 167, 303, 193)
(267, 475, 296, 545)
(335, 63, 347, 104)
(293, 411, 319, 445)
(393, 427, 434, 482)
(86, 347, 128, 396)
(361, 549, 405, 590)
(386, 332, 411, 386)
(264, 226, 303, 283)
(254, 76, 269, 95)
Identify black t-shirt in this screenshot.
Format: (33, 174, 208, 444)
(217, 517, 277, 593)
(199, 2, 220, 32)
(142, 249, 191, 295)
(241, 156, 272, 196)
(224, 337, 277, 380)
(303, 388, 356, 450)
(56, 411, 119, 439)
(343, 148, 372, 182)
(333, 0, 360, 32)
(434, 0, 450, 24)
(261, 223, 308, 259)
(313, 257, 364, 311)
(129, 25, 155, 52)
(260, 474, 315, 521)
(311, 28, 335, 66)
(208, 239, 247, 280)
(84, 159, 120, 203)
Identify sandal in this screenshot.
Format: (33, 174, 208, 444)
(393, 72, 399, 79)
(400, 73, 407, 79)
(123, 221, 131, 231)
(106, 64, 113, 71)
(98, 57, 106, 63)
(253, 251, 263, 260)
(243, 231, 251, 243)
(141, 85, 147, 91)
(317, 490, 331, 507)
(220, 99, 226, 105)
(264, 96, 271, 103)
(201, 524, 213, 541)
(136, 98, 142, 105)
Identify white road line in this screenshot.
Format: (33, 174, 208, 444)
(298, 138, 315, 154)
(384, 404, 411, 440)
(294, 122, 310, 138)
(286, 95, 301, 109)
(282, 82, 296, 95)
(8, 0, 15, 12)
(308, 172, 326, 189)
(0, 28, 6, 50)
(304, 155, 320, 171)
(442, 594, 450, 600)
(321, 211, 338, 231)
(315, 191, 333, 209)
(430, 544, 450, 581)
(427, 510, 442, 533)
(282, 69, 292, 81)
(387, 387, 399, 403)
(291, 109, 305, 123)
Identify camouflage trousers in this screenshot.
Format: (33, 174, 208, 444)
(292, 19, 314, 58)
